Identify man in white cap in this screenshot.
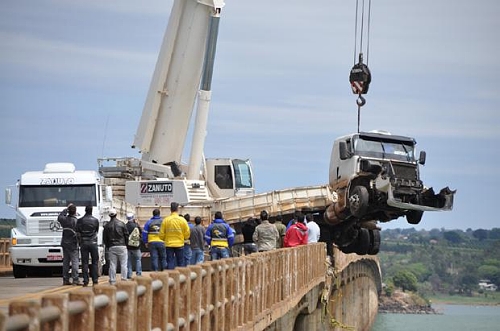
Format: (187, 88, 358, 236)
(103, 208, 129, 285)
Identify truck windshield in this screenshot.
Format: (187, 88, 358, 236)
(19, 184, 97, 207)
(232, 160, 253, 189)
(353, 137, 415, 162)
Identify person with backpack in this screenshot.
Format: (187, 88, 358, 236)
(125, 212, 142, 278)
(58, 203, 81, 286)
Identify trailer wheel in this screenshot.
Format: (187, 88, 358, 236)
(349, 185, 369, 217)
(407, 210, 423, 224)
(13, 264, 28, 278)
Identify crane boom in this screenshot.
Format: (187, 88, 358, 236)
(133, 0, 225, 171)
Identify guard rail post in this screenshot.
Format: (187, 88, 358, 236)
(135, 276, 153, 331)
(200, 263, 212, 331)
(189, 265, 202, 331)
(93, 284, 117, 331)
(9, 299, 41, 331)
(149, 272, 169, 330)
(212, 260, 225, 331)
(177, 267, 191, 331)
(223, 259, 233, 331)
(116, 281, 137, 331)
(69, 289, 93, 331)
(166, 270, 180, 331)
(243, 256, 254, 326)
(41, 293, 69, 331)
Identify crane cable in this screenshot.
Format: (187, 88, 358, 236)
(350, 0, 372, 133)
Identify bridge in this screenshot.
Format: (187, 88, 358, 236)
(0, 240, 381, 331)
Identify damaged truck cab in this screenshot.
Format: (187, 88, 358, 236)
(324, 130, 455, 255)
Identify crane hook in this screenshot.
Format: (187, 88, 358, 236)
(356, 95, 366, 107)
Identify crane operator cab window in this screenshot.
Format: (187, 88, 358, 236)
(215, 166, 233, 190)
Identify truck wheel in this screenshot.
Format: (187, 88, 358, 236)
(368, 229, 381, 255)
(349, 186, 369, 217)
(355, 228, 370, 255)
(407, 210, 423, 224)
(13, 264, 28, 278)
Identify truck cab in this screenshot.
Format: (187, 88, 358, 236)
(324, 131, 455, 255)
(5, 163, 111, 278)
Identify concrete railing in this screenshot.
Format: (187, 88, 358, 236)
(0, 243, 327, 331)
(0, 239, 10, 268)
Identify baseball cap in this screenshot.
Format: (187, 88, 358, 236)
(109, 208, 117, 216)
(126, 212, 135, 220)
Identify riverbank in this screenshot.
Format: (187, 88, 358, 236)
(378, 290, 500, 314)
(378, 290, 438, 314)
(428, 293, 500, 306)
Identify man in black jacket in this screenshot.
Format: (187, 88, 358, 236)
(58, 203, 80, 286)
(103, 208, 129, 285)
(76, 205, 100, 286)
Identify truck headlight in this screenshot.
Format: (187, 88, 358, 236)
(12, 238, 31, 245)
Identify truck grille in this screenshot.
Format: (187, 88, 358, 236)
(27, 219, 62, 236)
(392, 164, 418, 181)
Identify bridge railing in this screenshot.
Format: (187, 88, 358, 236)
(0, 239, 10, 268)
(0, 243, 326, 331)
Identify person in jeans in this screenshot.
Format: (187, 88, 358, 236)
(159, 202, 190, 269)
(183, 213, 193, 266)
(142, 209, 166, 271)
(103, 208, 129, 285)
(190, 216, 206, 264)
(125, 212, 142, 278)
(58, 203, 81, 286)
(76, 205, 100, 286)
(205, 211, 234, 260)
(241, 217, 258, 255)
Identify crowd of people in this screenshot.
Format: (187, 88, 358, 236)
(58, 202, 321, 287)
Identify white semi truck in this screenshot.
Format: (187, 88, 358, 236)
(5, 163, 113, 278)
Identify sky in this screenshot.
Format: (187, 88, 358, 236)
(1, 0, 499, 231)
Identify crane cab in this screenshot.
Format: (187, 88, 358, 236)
(205, 158, 254, 199)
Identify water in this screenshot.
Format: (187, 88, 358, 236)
(371, 304, 500, 331)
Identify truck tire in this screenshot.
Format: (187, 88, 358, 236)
(355, 228, 370, 255)
(13, 264, 28, 278)
(349, 185, 369, 217)
(406, 210, 423, 224)
(368, 229, 381, 255)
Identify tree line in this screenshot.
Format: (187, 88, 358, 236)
(379, 227, 500, 297)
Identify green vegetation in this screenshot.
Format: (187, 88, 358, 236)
(379, 227, 500, 304)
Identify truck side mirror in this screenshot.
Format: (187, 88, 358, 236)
(419, 151, 426, 165)
(5, 188, 11, 205)
(339, 141, 351, 160)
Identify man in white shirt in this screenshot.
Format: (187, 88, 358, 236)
(306, 214, 320, 243)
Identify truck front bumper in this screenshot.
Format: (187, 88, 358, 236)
(376, 177, 455, 212)
(10, 246, 65, 267)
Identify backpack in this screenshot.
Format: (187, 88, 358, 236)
(128, 227, 141, 248)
